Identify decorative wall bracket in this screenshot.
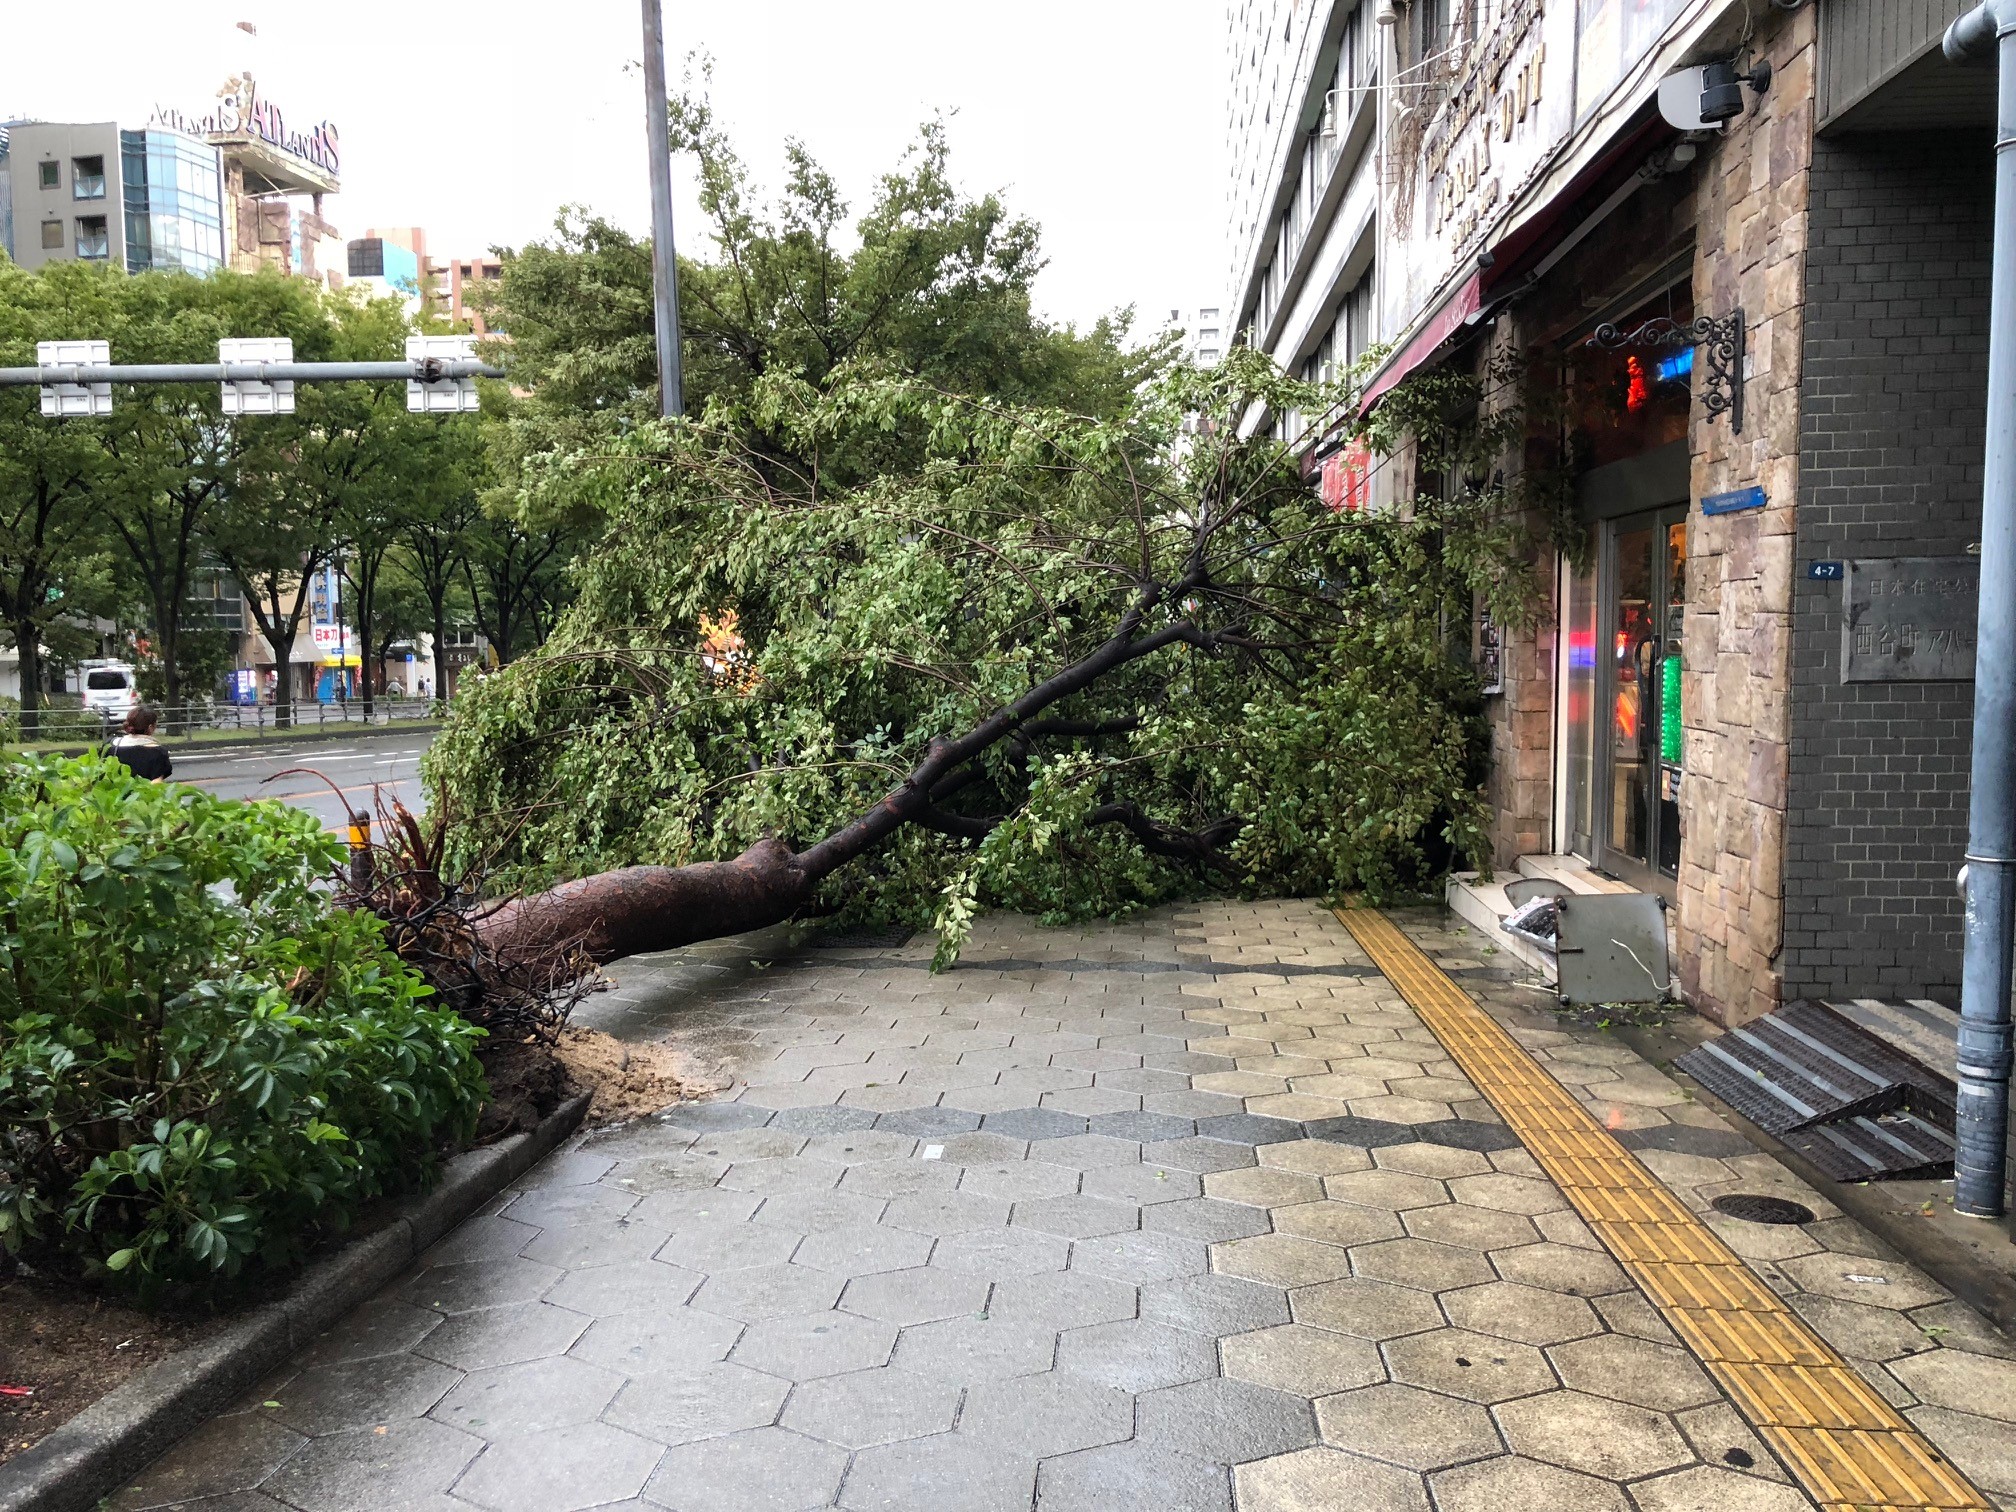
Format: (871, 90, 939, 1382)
(1587, 309, 1745, 435)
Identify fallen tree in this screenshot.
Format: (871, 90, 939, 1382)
(424, 350, 1563, 973)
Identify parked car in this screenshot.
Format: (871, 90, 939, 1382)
(79, 663, 139, 721)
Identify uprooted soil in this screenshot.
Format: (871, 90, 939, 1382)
(0, 1025, 693, 1467)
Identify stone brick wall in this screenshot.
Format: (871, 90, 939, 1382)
(1783, 130, 1994, 1003)
(1675, 5, 1815, 1027)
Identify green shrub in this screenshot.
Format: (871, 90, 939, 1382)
(0, 755, 486, 1292)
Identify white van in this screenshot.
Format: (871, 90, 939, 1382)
(80, 663, 139, 720)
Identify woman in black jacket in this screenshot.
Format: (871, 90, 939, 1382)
(111, 706, 173, 781)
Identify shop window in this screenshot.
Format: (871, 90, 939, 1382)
(37, 160, 59, 189)
(72, 156, 106, 200)
(40, 219, 63, 249)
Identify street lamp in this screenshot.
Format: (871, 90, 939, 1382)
(641, 0, 685, 419)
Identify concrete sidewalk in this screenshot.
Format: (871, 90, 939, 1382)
(110, 901, 2016, 1512)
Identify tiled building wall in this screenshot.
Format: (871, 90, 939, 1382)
(1783, 129, 1995, 1003)
(1675, 4, 1815, 1027)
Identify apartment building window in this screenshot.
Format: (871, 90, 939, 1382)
(37, 160, 59, 189)
(71, 156, 106, 200)
(75, 216, 109, 260)
(40, 219, 62, 250)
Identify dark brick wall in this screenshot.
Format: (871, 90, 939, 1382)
(1786, 130, 1994, 1003)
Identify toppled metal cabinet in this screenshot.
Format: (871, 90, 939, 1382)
(1552, 893, 1673, 1006)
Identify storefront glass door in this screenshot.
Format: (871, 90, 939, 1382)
(1599, 507, 1686, 887)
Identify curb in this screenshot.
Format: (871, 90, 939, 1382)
(34, 721, 443, 760)
(0, 1091, 591, 1512)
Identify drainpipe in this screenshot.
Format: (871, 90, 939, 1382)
(1946, 2, 2016, 1218)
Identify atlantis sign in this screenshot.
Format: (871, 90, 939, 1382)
(152, 73, 340, 182)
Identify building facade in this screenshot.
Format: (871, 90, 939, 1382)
(1225, 0, 2001, 1031)
(0, 120, 225, 275)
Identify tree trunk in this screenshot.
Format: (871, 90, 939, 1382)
(430, 595, 449, 703)
(12, 616, 41, 741)
(475, 609, 1216, 969)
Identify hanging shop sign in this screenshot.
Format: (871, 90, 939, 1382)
(1425, 10, 1550, 251)
(1842, 557, 1979, 683)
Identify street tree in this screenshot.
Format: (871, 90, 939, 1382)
(0, 259, 124, 733)
(424, 354, 1547, 971)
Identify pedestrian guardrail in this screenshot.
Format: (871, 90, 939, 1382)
(2, 699, 446, 746)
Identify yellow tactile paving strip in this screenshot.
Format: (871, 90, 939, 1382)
(1334, 906, 1991, 1512)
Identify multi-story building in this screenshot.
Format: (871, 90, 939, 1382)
(1167, 306, 1227, 366)
(1224, 0, 2010, 1051)
(151, 72, 343, 284)
(0, 119, 225, 275)
(346, 225, 428, 308)
(435, 251, 504, 333)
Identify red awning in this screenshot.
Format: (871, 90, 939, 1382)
(1358, 273, 1482, 415)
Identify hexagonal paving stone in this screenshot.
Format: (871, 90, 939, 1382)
(1256, 1140, 1372, 1176)
(1142, 1137, 1260, 1174)
(731, 1309, 897, 1380)
(656, 1217, 799, 1273)
(568, 1307, 745, 1374)
(266, 1352, 461, 1436)
(1071, 1230, 1209, 1284)
(1210, 1234, 1354, 1288)
(957, 1160, 1082, 1202)
(1383, 1327, 1557, 1403)
(1269, 1200, 1405, 1249)
(960, 1371, 1136, 1457)
(1322, 1168, 1452, 1212)
(989, 1270, 1139, 1330)
(1346, 1237, 1495, 1293)
(1400, 1203, 1539, 1253)
(1628, 1465, 1819, 1512)
(1315, 1382, 1502, 1470)
(838, 1157, 963, 1198)
(1141, 1197, 1273, 1244)
(430, 1355, 621, 1438)
(1088, 1111, 1199, 1143)
(1202, 1167, 1326, 1208)
(982, 1107, 1090, 1140)
(1446, 1172, 1567, 1215)
(1010, 1193, 1143, 1240)
(875, 1106, 984, 1138)
(1491, 1241, 1630, 1296)
(107, 1410, 304, 1509)
(839, 1432, 1038, 1512)
(931, 1226, 1073, 1277)
(1889, 1349, 2016, 1422)
(1056, 1317, 1221, 1393)
(1495, 1389, 1692, 1481)
(263, 1418, 481, 1511)
(413, 1299, 590, 1371)
(1141, 1272, 1289, 1336)
(779, 1365, 961, 1448)
(543, 1259, 702, 1318)
(1429, 1453, 1629, 1512)
(1290, 1277, 1443, 1340)
(644, 1426, 848, 1512)
(889, 1313, 1059, 1381)
(1547, 1333, 1721, 1412)
(801, 1129, 920, 1164)
(691, 1263, 846, 1323)
(602, 1361, 791, 1445)
(840, 1265, 993, 1325)
(1220, 1323, 1383, 1397)
(1440, 1282, 1601, 1347)
(791, 1221, 935, 1276)
(1304, 1115, 1421, 1149)
(1038, 1441, 1233, 1512)
(399, 1257, 563, 1315)
(884, 1189, 1013, 1236)
(1082, 1163, 1203, 1206)
(291, 1298, 444, 1369)
(1233, 1446, 1430, 1512)
(1137, 1377, 1320, 1464)
(504, 1181, 640, 1228)
(1777, 1252, 1952, 1311)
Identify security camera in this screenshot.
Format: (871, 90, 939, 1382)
(1699, 57, 1772, 123)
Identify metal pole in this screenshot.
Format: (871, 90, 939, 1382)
(1946, 0, 2016, 1218)
(641, 0, 685, 418)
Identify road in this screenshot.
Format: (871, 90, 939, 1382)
(167, 733, 432, 833)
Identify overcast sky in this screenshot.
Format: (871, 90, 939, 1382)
(0, 2, 1226, 340)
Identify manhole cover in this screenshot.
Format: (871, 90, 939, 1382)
(1711, 1193, 1816, 1226)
